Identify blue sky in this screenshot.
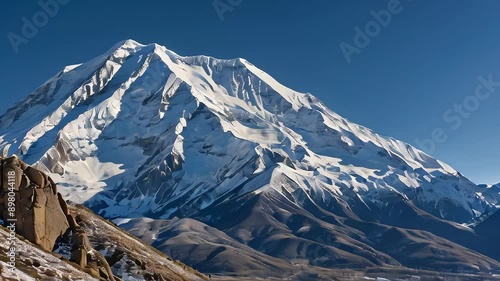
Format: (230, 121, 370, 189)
(1, 0, 499, 184)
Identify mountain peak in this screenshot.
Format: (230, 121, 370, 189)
(0, 40, 497, 225)
(111, 38, 144, 50)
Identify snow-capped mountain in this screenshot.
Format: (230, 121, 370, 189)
(1, 40, 499, 277)
(0, 39, 496, 222)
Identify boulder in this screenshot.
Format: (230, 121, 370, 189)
(0, 155, 69, 251)
(70, 232, 116, 281)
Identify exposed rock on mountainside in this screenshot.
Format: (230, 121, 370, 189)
(0, 155, 68, 251)
(66, 221, 116, 280)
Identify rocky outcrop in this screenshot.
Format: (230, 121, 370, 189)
(0, 155, 116, 280)
(65, 215, 116, 280)
(0, 155, 68, 251)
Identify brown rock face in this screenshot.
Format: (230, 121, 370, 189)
(65, 218, 116, 281)
(0, 155, 69, 251)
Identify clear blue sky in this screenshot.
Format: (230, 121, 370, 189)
(1, 1, 499, 184)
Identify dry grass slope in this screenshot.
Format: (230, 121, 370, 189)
(70, 204, 209, 281)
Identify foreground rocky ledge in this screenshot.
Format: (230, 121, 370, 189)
(0, 155, 207, 281)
